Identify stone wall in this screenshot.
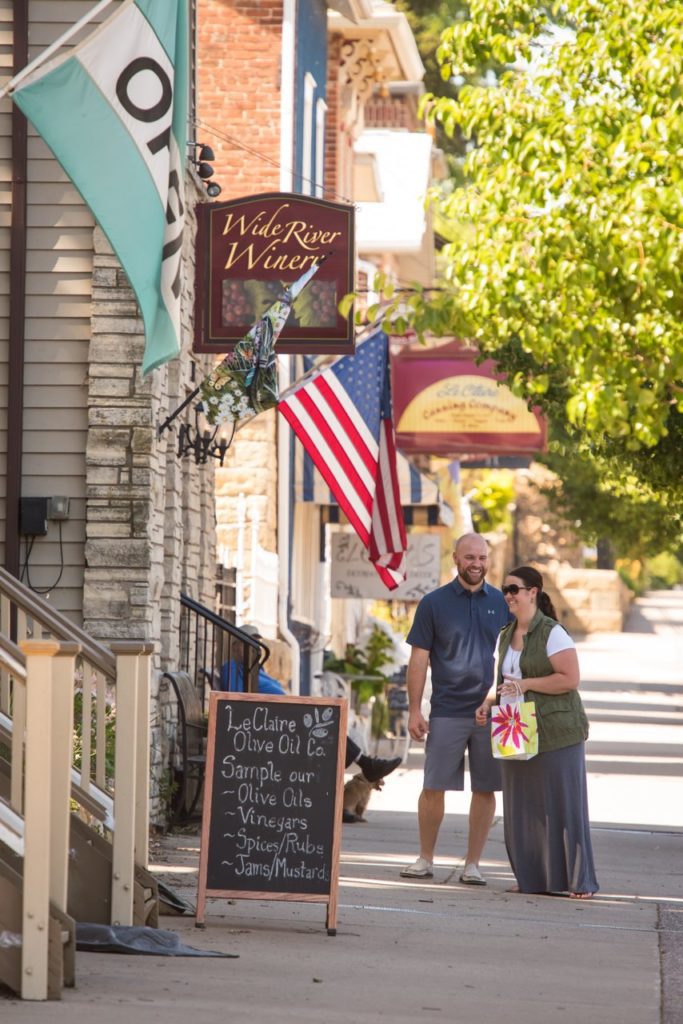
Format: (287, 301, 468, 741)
(84, 177, 217, 823)
(215, 413, 278, 561)
(542, 565, 632, 635)
(214, 408, 294, 683)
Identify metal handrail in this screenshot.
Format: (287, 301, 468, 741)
(179, 593, 269, 706)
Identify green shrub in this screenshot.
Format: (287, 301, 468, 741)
(324, 624, 394, 706)
(462, 471, 515, 534)
(618, 554, 683, 595)
(645, 553, 683, 590)
(72, 690, 116, 785)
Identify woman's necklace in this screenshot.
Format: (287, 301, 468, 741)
(511, 622, 530, 650)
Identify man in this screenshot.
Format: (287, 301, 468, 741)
(400, 533, 510, 883)
(220, 625, 402, 793)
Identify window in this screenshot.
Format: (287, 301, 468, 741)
(302, 72, 316, 196)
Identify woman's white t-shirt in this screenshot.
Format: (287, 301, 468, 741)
(498, 624, 575, 679)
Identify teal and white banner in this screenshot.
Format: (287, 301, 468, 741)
(12, 0, 188, 374)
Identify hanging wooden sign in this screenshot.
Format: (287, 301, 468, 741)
(194, 193, 355, 355)
(196, 693, 347, 935)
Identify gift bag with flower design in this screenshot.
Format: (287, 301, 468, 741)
(491, 682, 538, 761)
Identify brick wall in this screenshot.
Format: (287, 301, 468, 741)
(197, 0, 283, 666)
(197, 0, 284, 198)
(324, 33, 362, 205)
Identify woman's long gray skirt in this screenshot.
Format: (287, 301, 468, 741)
(501, 741, 599, 894)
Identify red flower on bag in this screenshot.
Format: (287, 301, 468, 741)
(491, 705, 531, 750)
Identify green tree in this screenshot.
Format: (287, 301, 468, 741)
(394, 0, 504, 175)
(538, 438, 682, 565)
(394, 0, 464, 102)
(463, 470, 515, 533)
(390, 1, 683, 504)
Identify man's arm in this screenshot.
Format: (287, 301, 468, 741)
(406, 645, 430, 741)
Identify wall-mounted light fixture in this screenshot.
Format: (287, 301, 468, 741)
(188, 141, 222, 198)
(176, 401, 235, 466)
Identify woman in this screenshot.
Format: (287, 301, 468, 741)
(475, 566, 598, 898)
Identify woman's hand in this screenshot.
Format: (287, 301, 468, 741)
(500, 675, 525, 699)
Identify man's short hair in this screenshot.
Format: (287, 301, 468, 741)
(454, 532, 488, 554)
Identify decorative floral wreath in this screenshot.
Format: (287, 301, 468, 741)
(200, 302, 287, 426)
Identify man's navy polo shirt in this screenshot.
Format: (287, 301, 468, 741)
(407, 577, 511, 718)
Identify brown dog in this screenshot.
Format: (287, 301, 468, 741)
(343, 774, 384, 823)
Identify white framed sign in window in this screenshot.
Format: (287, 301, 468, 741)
(330, 532, 442, 601)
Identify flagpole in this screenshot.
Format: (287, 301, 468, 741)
(0, 0, 117, 100)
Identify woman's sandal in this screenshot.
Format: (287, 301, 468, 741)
(506, 887, 594, 898)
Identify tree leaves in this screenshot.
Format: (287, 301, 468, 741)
(407, 0, 683, 508)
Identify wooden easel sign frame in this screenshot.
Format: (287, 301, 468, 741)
(196, 693, 348, 935)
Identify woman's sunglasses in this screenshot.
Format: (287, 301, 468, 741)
(502, 584, 531, 596)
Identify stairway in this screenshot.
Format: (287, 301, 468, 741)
(0, 568, 156, 999)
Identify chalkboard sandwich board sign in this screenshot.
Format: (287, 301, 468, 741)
(196, 693, 348, 935)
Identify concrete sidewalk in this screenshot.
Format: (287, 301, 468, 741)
(2, 591, 681, 1022)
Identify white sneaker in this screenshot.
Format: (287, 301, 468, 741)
(400, 856, 434, 878)
(459, 862, 486, 885)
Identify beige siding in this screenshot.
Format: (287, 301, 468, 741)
(0, 5, 91, 588)
(0, 0, 11, 568)
(11, 2, 97, 620)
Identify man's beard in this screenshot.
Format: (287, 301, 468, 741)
(459, 565, 486, 586)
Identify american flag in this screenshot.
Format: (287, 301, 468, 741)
(278, 331, 407, 589)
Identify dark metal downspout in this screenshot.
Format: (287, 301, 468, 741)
(4, 0, 28, 577)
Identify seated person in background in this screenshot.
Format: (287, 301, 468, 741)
(219, 625, 402, 806)
(219, 657, 287, 695)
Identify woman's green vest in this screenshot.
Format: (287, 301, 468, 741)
(497, 609, 589, 753)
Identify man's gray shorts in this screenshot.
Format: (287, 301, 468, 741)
(424, 716, 501, 792)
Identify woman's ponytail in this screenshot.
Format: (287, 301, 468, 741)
(538, 590, 558, 621)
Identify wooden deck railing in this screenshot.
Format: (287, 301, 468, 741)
(0, 637, 75, 999)
(0, 567, 153, 934)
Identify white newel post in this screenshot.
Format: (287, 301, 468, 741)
(134, 644, 154, 868)
(19, 640, 58, 1001)
(50, 643, 80, 914)
(110, 643, 140, 925)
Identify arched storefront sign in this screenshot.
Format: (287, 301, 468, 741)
(391, 341, 547, 455)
